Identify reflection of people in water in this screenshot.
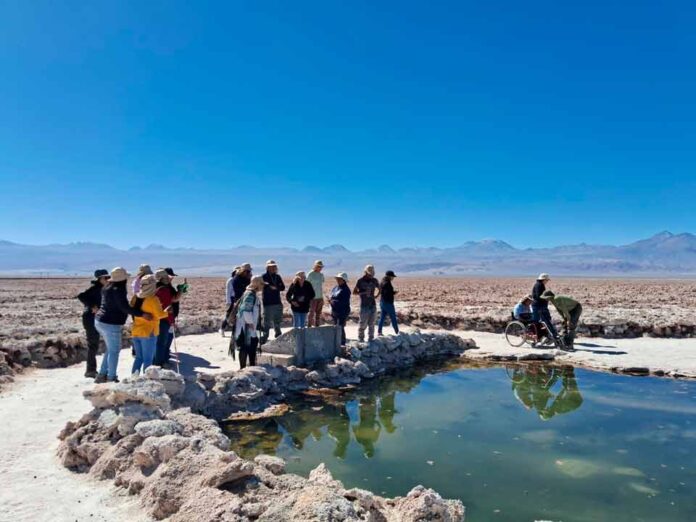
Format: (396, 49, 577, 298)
(378, 392, 397, 433)
(352, 396, 382, 457)
(510, 365, 583, 420)
(326, 405, 351, 459)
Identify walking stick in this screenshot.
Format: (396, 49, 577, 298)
(171, 325, 181, 374)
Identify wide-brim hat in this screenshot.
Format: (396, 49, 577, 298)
(110, 267, 130, 283)
(335, 272, 349, 282)
(537, 273, 550, 281)
(240, 263, 252, 271)
(265, 259, 278, 267)
(364, 264, 375, 274)
(313, 260, 324, 268)
(137, 274, 158, 298)
(93, 269, 110, 279)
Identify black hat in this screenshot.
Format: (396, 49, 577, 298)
(94, 269, 110, 279)
(164, 267, 178, 277)
(385, 270, 397, 278)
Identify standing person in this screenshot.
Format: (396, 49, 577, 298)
(307, 260, 325, 327)
(94, 267, 151, 383)
(542, 291, 582, 349)
(286, 271, 315, 328)
(261, 260, 285, 343)
(220, 266, 240, 336)
(76, 269, 110, 378)
(130, 274, 169, 375)
(377, 270, 399, 336)
(329, 272, 351, 346)
(235, 275, 264, 369)
(531, 273, 558, 342)
(353, 265, 380, 342)
(232, 263, 253, 303)
(154, 268, 182, 367)
(132, 264, 153, 295)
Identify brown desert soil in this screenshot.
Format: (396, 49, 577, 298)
(0, 277, 694, 385)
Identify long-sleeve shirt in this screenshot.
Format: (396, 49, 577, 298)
(286, 281, 316, 313)
(225, 277, 235, 305)
(552, 295, 580, 320)
(306, 270, 325, 301)
(513, 302, 532, 320)
(379, 278, 396, 304)
(95, 282, 145, 325)
(262, 272, 286, 306)
(531, 280, 547, 310)
(330, 284, 351, 319)
(130, 295, 169, 337)
(77, 282, 103, 312)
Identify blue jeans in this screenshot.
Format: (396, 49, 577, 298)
(378, 301, 399, 334)
(155, 320, 172, 366)
(94, 320, 122, 379)
(292, 312, 308, 328)
(132, 335, 157, 375)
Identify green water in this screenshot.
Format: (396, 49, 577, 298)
(222, 361, 696, 521)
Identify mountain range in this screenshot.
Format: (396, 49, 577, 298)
(1, 232, 695, 277)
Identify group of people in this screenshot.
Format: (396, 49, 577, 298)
(77, 265, 186, 382)
(513, 273, 583, 349)
(222, 260, 401, 368)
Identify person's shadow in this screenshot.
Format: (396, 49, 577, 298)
(573, 342, 627, 355)
(176, 352, 221, 376)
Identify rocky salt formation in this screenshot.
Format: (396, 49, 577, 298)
(58, 365, 465, 521)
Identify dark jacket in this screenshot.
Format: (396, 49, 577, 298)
(330, 283, 351, 319)
(379, 278, 396, 304)
(156, 283, 179, 325)
(532, 280, 547, 310)
(262, 272, 286, 306)
(232, 273, 251, 303)
(286, 280, 316, 313)
(95, 281, 144, 325)
(77, 281, 104, 313)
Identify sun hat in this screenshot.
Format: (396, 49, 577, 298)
(110, 267, 130, 283)
(154, 268, 170, 282)
(364, 264, 375, 275)
(537, 273, 550, 281)
(335, 272, 349, 282)
(313, 260, 324, 268)
(93, 269, 109, 279)
(164, 267, 178, 277)
(137, 274, 158, 298)
(295, 271, 306, 278)
(240, 263, 252, 271)
(385, 270, 397, 278)
(136, 264, 153, 277)
(541, 290, 555, 300)
(265, 259, 278, 267)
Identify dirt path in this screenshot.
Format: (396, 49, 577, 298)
(1, 326, 694, 521)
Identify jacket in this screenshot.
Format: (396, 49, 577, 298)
(552, 295, 580, 320)
(531, 280, 547, 310)
(225, 277, 235, 305)
(262, 272, 286, 306)
(232, 273, 251, 303)
(95, 281, 144, 326)
(286, 280, 316, 313)
(330, 284, 351, 319)
(130, 295, 169, 337)
(156, 284, 178, 325)
(379, 278, 396, 304)
(77, 281, 104, 313)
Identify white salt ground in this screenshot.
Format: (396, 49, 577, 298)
(0, 325, 694, 521)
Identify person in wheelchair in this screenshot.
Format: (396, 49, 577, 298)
(513, 295, 534, 323)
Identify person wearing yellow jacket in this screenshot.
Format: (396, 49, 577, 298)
(130, 274, 169, 375)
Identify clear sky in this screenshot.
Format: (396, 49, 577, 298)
(1, 1, 694, 250)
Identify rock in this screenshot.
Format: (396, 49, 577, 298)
(200, 453, 255, 488)
(254, 454, 286, 475)
(392, 485, 465, 521)
(135, 419, 183, 438)
(84, 379, 171, 411)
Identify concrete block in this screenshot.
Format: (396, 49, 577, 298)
(257, 353, 296, 367)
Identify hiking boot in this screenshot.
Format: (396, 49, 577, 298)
(84, 370, 97, 378)
(94, 373, 107, 383)
(106, 376, 120, 383)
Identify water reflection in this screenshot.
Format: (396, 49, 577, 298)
(224, 362, 585, 460)
(508, 366, 583, 420)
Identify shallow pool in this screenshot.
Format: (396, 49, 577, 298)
(223, 361, 696, 521)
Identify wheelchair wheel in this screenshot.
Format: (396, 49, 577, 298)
(505, 321, 527, 347)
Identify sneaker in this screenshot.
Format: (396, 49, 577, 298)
(84, 370, 97, 378)
(106, 376, 120, 383)
(94, 373, 107, 383)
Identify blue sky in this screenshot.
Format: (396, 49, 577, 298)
(1, 0, 694, 250)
